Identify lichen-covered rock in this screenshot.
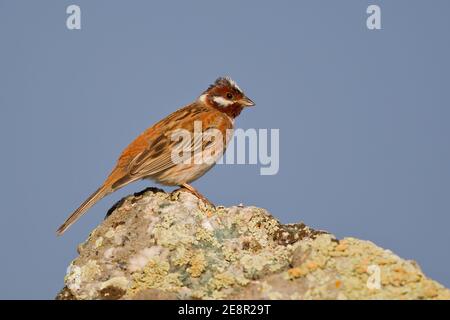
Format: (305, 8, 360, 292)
(57, 188, 450, 300)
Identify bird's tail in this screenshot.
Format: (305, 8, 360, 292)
(56, 185, 111, 236)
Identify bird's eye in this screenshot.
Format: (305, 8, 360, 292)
(226, 93, 233, 99)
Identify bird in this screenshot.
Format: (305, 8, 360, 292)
(56, 77, 255, 235)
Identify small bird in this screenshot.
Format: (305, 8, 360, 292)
(57, 77, 255, 235)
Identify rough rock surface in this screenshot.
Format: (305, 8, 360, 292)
(57, 188, 450, 300)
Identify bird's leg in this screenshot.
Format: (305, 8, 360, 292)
(180, 183, 215, 209)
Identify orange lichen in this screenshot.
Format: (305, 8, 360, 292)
(288, 267, 306, 279)
(335, 243, 348, 252)
(306, 261, 319, 271)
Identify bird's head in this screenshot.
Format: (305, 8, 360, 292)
(199, 77, 255, 118)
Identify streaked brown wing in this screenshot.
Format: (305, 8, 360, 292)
(122, 103, 232, 180)
(128, 132, 174, 176)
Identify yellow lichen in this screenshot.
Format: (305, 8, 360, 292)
(195, 227, 220, 247)
(188, 251, 207, 278)
(171, 246, 192, 267)
(209, 272, 237, 291)
(420, 281, 439, 298)
(94, 237, 103, 248)
(152, 221, 195, 248)
(130, 260, 182, 295)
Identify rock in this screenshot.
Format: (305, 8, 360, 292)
(57, 187, 450, 300)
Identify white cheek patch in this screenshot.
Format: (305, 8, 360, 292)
(213, 96, 233, 107)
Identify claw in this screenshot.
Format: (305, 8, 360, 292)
(180, 183, 215, 210)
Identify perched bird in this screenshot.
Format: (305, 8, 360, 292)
(57, 77, 255, 235)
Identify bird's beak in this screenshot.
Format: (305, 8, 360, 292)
(240, 96, 255, 107)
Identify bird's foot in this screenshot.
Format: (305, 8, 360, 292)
(180, 183, 216, 210)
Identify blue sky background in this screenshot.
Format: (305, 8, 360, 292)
(1, 0, 449, 299)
